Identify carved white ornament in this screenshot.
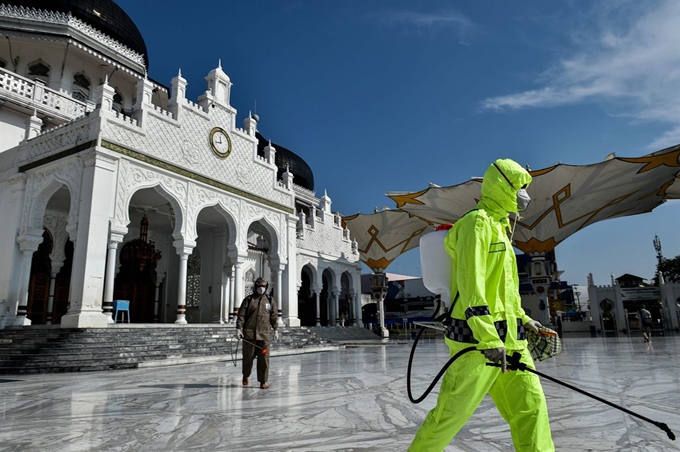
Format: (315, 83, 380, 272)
(22, 158, 82, 238)
(0, 5, 146, 67)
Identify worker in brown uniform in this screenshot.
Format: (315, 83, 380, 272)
(236, 277, 279, 389)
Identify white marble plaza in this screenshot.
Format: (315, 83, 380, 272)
(1, 335, 679, 452)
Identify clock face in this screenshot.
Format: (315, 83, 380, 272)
(209, 127, 232, 158)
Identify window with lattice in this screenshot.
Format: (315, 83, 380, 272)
(244, 269, 256, 297)
(72, 73, 90, 102)
(186, 251, 201, 307)
(28, 61, 49, 77)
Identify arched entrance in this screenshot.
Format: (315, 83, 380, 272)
(27, 231, 74, 324)
(26, 184, 74, 325)
(297, 265, 316, 326)
(115, 214, 161, 323)
(115, 187, 173, 323)
(321, 269, 334, 326)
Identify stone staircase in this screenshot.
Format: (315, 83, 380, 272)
(0, 325, 338, 375)
(308, 326, 384, 343)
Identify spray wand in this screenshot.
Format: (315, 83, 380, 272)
(487, 352, 676, 441)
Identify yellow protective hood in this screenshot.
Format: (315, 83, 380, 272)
(480, 159, 532, 215)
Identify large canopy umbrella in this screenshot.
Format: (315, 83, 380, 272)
(345, 145, 680, 269)
(342, 210, 435, 271)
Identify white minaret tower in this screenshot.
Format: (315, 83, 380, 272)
(199, 59, 232, 109)
(321, 189, 332, 213)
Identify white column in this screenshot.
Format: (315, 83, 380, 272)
(46, 271, 58, 325)
(223, 263, 233, 323)
(228, 264, 236, 323)
(333, 290, 340, 327)
(173, 240, 195, 325)
(13, 237, 42, 326)
(272, 263, 285, 327)
(153, 277, 163, 323)
(231, 256, 246, 318)
(102, 232, 125, 324)
(377, 293, 388, 338)
(662, 282, 678, 329)
(314, 287, 321, 327)
(45, 261, 63, 325)
(62, 153, 117, 328)
(282, 216, 300, 327)
(354, 279, 362, 327)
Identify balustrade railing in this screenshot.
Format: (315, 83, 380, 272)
(0, 66, 90, 119)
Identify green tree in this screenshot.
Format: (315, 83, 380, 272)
(656, 255, 680, 284)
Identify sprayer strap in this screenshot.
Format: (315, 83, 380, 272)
(445, 318, 525, 344)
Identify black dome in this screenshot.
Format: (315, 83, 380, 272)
(256, 132, 315, 191)
(7, 0, 148, 67)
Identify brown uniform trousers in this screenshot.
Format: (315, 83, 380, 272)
(236, 293, 278, 383)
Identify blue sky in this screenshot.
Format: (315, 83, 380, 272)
(117, 0, 680, 286)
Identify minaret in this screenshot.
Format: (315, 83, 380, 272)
(24, 110, 43, 141)
(169, 68, 187, 117)
(321, 189, 332, 213)
(244, 112, 258, 136)
(199, 59, 232, 110)
(264, 140, 276, 165)
(282, 164, 294, 189)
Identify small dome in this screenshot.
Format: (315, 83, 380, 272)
(7, 0, 149, 67)
(256, 132, 314, 191)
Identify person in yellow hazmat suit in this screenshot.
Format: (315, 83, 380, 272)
(409, 158, 554, 452)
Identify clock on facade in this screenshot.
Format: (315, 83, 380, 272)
(209, 127, 232, 158)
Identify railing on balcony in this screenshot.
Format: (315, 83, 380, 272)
(0, 66, 91, 119)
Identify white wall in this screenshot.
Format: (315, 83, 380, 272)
(0, 108, 25, 153)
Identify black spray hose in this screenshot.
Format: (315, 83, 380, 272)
(487, 352, 676, 441)
(407, 297, 476, 404)
(230, 338, 267, 367)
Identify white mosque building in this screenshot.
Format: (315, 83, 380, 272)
(0, 0, 362, 330)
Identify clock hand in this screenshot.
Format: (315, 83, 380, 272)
(216, 136, 222, 144)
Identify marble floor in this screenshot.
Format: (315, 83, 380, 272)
(1, 334, 679, 452)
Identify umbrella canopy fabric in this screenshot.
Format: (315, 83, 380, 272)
(342, 210, 435, 271)
(387, 144, 680, 256)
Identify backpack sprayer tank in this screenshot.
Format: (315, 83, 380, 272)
(419, 224, 454, 309)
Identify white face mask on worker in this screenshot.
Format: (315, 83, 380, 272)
(257, 287, 266, 295)
(516, 189, 531, 212)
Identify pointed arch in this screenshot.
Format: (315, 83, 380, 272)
(124, 184, 184, 239)
(28, 178, 76, 236)
(72, 72, 91, 102)
(244, 215, 281, 260)
(26, 59, 50, 84)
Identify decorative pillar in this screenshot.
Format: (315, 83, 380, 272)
(13, 234, 43, 326)
(24, 110, 43, 141)
(154, 272, 165, 323)
(371, 271, 389, 338)
(271, 262, 285, 327)
(173, 239, 196, 324)
(527, 256, 552, 326)
(45, 262, 64, 324)
(333, 289, 340, 327)
(230, 256, 246, 319)
(354, 286, 362, 327)
(227, 264, 235, 323)
(102, 232, 125, 323)
(314, 287, 321, 327)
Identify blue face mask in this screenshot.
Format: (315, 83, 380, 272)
(517, 188, 531, 212)
(256, 287, 266, 295)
